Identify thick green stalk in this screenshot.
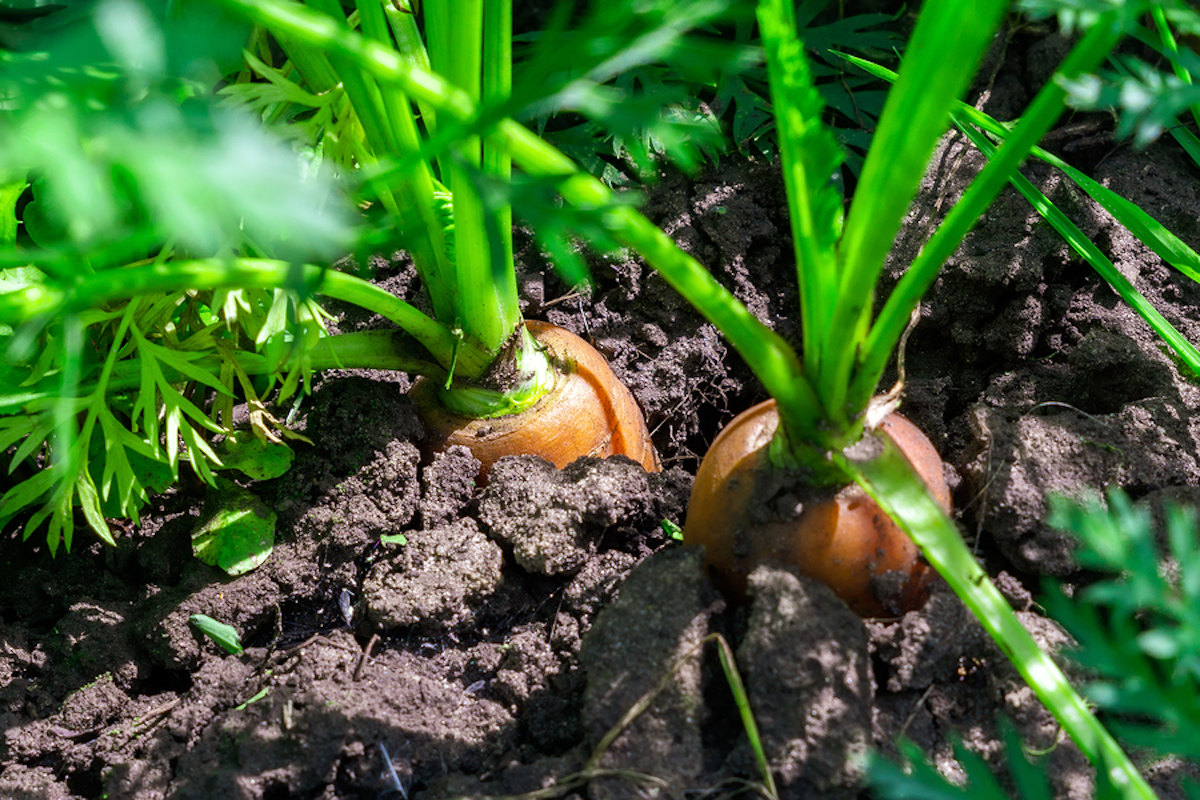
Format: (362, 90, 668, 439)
(535, 171, 827, 448)
(847, 14, 1125, 414)
(384, 5, 440, 138)
(353, 0, 456, 320)
(425, 0, 521, 354)
(483, 0, 514, 304)
(311, 0, 457, 325)
(819, 0, 1009, 429)
(0, 259, 490, 374)
(838, 435, 1156, 800)
(273, 30, 340, 92)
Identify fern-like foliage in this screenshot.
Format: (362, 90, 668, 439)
(533, 0, 902, 183)
(1, 279, 324, 553)
(869, 723, 1060, 800)
(1044, 490, 1200, 764)
(1020, 0, 1200, 147)
(0, 0, 349, 552)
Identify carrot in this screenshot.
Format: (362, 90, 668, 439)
(683, 400, 949, 616)
(412, 320, 660, 479)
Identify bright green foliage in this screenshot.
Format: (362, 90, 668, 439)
(188, 613, 244, 655)
(1020, 1, 1200, 147)
(191, 479, 276, 576)
(0, 276, 327, 552)
(757, 0, 844, 381)
(700, 0, 902, 170)
(1, 0, 752, 551)
(867, 490, 1200, 799)
(514, 0, 745, 183)
(1046, 491, 1200, 763)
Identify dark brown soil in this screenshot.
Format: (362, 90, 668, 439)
(6, 28, 1200, 800)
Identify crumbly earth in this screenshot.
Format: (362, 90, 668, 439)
(5, 25, 1200, 800)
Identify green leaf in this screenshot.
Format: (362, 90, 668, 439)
(0, 181, 24, 246)
(1137, 629, 1180, 660)
(659, 518, 683, 541)
(379, 532, 408, 546)
(191, 479, 276, 576)
(188, 613, 245, 655)
(216, 431, 294, 480)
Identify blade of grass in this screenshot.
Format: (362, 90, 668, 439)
(957, 121, 1200, 375)
(835, 435, 1156, 800)
(712, 633, 779, 800)
(820, 0, 1009, 428)
(848, 14, 1127, 414)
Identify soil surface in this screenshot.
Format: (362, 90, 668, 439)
(6, 25, 1200, 800)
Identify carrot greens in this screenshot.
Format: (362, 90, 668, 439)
(673, 0, 1161, 795)
(0, 0, 741, 549)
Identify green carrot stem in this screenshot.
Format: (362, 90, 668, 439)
(483, 0, 515, 311)
(756, 0, 840, 388)
(818, 0, 1009, 428)
(272, 30, 341, 93)
(0, 258, 490, 374)
(384, 5, 440, 139)
(838, 436, 1156, 800)
(498, 118, 827, 446)
(351, 0, 457, 324)
(427, 0, 522, 353)
(309, 0, 457, 325)
(847, 14, 1125, 415)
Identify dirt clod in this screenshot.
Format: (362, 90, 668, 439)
(739, 565, 872, 799)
